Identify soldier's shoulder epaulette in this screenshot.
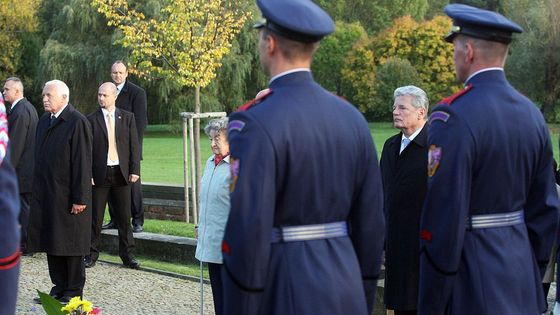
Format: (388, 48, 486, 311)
(235, 88, 273, 112)
(439, 84, 473, 106)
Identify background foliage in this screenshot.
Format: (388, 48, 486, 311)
(1, 0, 559, 123)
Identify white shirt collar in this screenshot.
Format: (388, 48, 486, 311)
(116, 82, 125, 93)
(401, 124, 424, 143)
(101, 107, 116, 116)
(269, 68, 310, 85)
(465, 67, 504, 84)
(10, 97, 24, 109)
(52, 103, 69, 118)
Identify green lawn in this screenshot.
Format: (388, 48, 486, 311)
(142, 123, 560, 185)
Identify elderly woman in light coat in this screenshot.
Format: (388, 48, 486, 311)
(195, 117, 230, 315)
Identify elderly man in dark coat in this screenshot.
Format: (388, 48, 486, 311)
(27, 80, 92, 304)
(380, 85, 428, 315)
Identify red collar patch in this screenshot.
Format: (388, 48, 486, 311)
(236, 88, 273, 112)
(439, 84, 473, 106)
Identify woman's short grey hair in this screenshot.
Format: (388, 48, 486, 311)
(394, 85, 429, 111)
(204, 117, 229, 136)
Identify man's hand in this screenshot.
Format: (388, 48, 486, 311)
(71, 204, 86, 214)
(129, 174, 139, 183)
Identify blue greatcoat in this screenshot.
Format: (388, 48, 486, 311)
(0, 102, 20, 315)
(222, 71, 385, 315)
(419, 69, 559, 315)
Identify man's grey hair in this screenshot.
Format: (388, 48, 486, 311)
(45, 80, 70, 102)
(6, 77, 24, 94)
(394, 85, 429, 111)
(204, 117, 229, 136)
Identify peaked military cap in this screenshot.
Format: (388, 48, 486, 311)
(254, 0, 334, 43)
(444, 4, 523, 44)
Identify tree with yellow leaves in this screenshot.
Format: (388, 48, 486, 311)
(92, 0, 252, 182)
(0, 0, 39, 80)
(342, 15, 461, 120)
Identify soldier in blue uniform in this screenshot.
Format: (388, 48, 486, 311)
(419, 4, 559, 314)
(221, 0, 385, 314)
(0, 95, 21, 315)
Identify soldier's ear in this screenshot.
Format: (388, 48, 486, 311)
(266, 34, 277, 55)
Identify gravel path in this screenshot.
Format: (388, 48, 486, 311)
(17, 254, 215, 315)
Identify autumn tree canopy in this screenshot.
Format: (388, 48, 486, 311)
(342, 15, 461, 119)
(91, 0, 251, 90)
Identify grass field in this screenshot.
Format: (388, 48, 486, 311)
(142, 122, 560, 185)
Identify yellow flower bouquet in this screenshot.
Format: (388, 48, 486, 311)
(37, 291, 101, 315)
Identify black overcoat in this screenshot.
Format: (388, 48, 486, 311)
(27, 104, 93, 256)
(7, 98, 38, 193)
(379, 124, 428, 310)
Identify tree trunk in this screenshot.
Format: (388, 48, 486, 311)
(542, 0, 560, 120)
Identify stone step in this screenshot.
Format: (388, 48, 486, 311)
(100, 229, 198, 265)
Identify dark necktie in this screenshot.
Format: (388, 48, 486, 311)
(50, 115, 56, 127)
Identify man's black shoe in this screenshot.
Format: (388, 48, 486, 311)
(101, 221, 116, 230)
(84, 256, 96, 268)
(123, 257, 140, 269)
(132, 225, 143, 233)
(33, 294, 60, 304)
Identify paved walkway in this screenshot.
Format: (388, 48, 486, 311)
(17, 254, 215, 315)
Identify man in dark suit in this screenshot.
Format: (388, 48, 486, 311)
(27, 80, 92, 303)
(418, 4, 559, 314)
(380, 85, 428, 315)
(3, 77, 38, 255)
(222, 1, 385, 314)
(0, 94, 21, 315)
(85, 82, 140, 269)
(104, 60, 147, 233)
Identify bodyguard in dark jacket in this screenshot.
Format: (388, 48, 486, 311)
(86, 82, 140, 269)
(380, 85, 428, 315)
(3, 77, 38, 254)
(28, 80, 92, 303)
(107, 61, 147, 232)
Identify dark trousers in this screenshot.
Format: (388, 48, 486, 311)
(91, 166, 135, 262)
(108, 177, 143, 227)
(208, 263, 224, 315)
(47, 255, 85, 299)
(394, 310, 417, 315)
(19, 192, 32, 252)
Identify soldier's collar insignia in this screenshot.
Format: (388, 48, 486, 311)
(428, 145, 442, 177)
(428, 111, 450, 125)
